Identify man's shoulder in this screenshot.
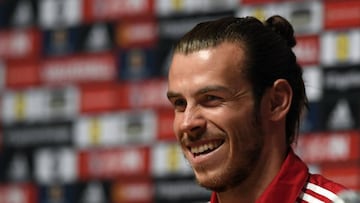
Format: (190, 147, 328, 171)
(298, 173, 348, 203)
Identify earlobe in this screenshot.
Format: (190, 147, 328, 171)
(269, 79, 292, 121)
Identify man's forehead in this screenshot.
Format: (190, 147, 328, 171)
(196, 49, 212, 61)
(169, 42, 247, 76)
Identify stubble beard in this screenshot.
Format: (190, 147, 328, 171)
(195, 145, 263, 193)
(193, 113, 264, 193)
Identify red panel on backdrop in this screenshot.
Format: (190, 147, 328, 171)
(80, 82, 123, 113)
(116, 17, 158, 49)
(41, 52, 117, 85)
(79, 78, 170, 114)
(0, 183, 38, 203)
(294, 35, 320, 66)
(296, 131, 360, 164)
(5, 60, 41, 89)
(126, 79, 171, 109)
(0, 28, 41, 60)
(111, 177, 153, 203)
(157, 109, 176, 141)
(78, 146, 150, 180)
(325, 0, 360, 30)
(83, 0, 155, 23)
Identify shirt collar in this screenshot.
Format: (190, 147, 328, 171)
(257, 148, 309, 202)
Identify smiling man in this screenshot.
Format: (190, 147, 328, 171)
(166, 16, 347, 203)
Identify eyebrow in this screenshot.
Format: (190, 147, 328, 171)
(166, 91, 181, 100)
(167, 85, 233, 100)
(197, 85, 233, 94)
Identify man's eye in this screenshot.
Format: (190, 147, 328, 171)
(202, 95, 222, 106)
(174, 99, 186, 106)
(206, 95, 219, 101)
(173, 99, 187, 111)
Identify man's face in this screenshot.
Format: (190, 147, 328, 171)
(167, 42, 265, 191)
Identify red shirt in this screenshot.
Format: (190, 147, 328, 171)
(210, 148, 347, 203)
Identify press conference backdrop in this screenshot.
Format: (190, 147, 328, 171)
(0, 0, 360, 202)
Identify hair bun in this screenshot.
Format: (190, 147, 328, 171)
(265, 15, 296, 48)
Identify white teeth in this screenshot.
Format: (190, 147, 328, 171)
(190, 141, 222, 155)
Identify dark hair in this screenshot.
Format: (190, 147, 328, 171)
(174, 15, 308, 145)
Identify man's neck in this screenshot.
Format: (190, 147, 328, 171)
(215, 146, 288, 203)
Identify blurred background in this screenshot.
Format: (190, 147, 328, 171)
(0, 0, 359, 202)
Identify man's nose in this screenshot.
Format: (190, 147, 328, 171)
(180, 106, 206, 137)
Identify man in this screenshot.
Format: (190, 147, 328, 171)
(166, 15, 347, 203)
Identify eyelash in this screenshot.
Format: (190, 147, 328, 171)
(205, 95, 219, 101)
(174, 99, 186, 107)
(171, 95, 222, 111)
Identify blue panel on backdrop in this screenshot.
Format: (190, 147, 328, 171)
(42, 27, 81, 57)
(39, 184, 76, 203)
(118, 48, 155, 81)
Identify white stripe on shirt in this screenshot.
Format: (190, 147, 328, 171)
(299, 191, 324, 203)
(305, 182, 339, 201)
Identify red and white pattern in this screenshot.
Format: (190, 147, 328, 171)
(298, 177, 344, 202)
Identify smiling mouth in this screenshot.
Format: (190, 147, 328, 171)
(188, 140, 224, 157)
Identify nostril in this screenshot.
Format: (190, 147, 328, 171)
(187, 126, 206, 141)
(180, 118, 205, 132)
(188, 132, 203, 142)
(190, 126, 204, 133)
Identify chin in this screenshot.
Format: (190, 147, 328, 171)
(199, 181, 227, 193)
(194, 166, 250, 193)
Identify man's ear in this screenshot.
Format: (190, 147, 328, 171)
(268, 79, 292, 121)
